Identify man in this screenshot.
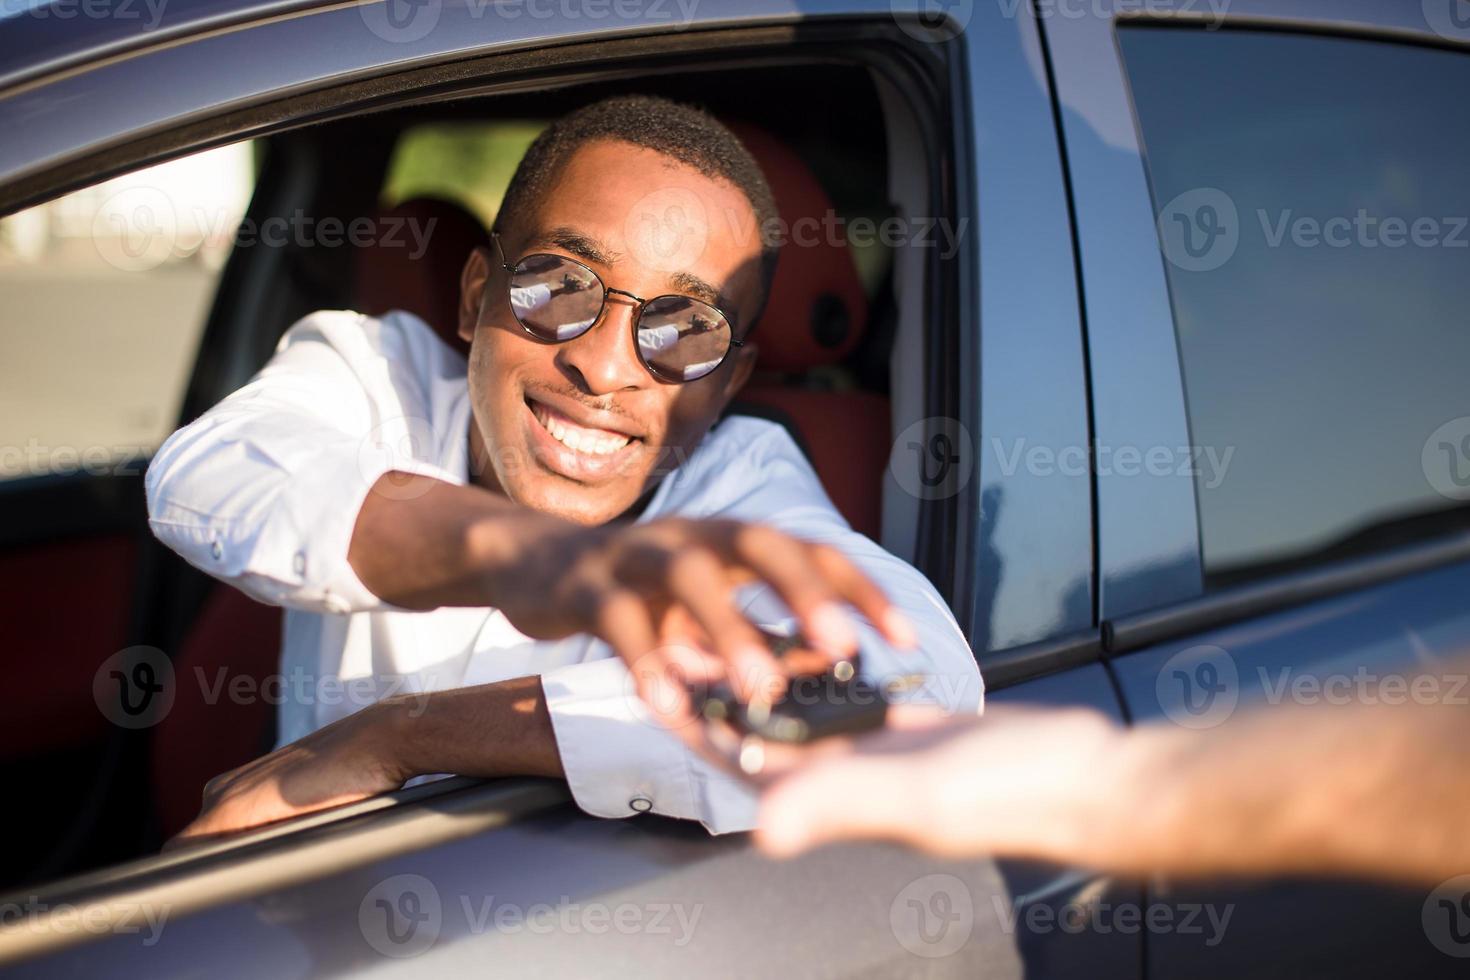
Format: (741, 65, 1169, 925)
(147, 95, 981, 841)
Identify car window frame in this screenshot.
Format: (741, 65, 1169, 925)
(0, 18, 974, 964)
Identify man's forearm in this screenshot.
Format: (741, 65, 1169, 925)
(1102, 696, 1470, 885)
(381, 675, 565, 781)
(348, 471, 572, 610)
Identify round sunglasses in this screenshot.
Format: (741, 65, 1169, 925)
(493, 232, 742, 384)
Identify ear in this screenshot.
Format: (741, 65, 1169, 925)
(721, 340, 759, 400)
(458, 246, 493, 344)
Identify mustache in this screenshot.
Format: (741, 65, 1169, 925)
(523, 380, 646, 431)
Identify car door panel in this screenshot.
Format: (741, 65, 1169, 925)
(1109, 558, 1470, 977)
(5, 798, 1026, 978)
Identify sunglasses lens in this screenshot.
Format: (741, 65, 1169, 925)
(509, 254, 603, 341)
(636, 295, 734, 382)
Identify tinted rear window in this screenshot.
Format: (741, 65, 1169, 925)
(1119, 27, 1470, 586)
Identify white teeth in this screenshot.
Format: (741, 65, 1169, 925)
(534, 404, 629, 457)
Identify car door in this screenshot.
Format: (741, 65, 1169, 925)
(2, 3, 1037, 977)
(1045, 0, 1470, 975)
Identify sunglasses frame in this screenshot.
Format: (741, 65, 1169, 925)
(491, 231, 742, 384)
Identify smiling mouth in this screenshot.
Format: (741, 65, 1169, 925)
(527, 397, 638, 457)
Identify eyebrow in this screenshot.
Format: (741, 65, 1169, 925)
(667, 270, 726, 310)
(530, 227, 616, 266)
(529, 225, 736, 319)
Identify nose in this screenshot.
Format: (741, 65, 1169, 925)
(555, 295, 650, 395)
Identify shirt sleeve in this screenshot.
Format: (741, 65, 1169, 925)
(540, 422, 982, 835)
(144, 310, 462, 615)
(539, 656, 760, 834)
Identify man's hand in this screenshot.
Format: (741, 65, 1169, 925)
(167, 701, 411, 847)
(350, 474, 916, 725)
(499, 517, 916, 721)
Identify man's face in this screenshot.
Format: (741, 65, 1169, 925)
(457, 138, 765, 525)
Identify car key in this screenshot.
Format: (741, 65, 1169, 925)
(699, 627, 889, 745)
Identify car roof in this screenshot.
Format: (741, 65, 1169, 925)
(0, 0, 335, 94)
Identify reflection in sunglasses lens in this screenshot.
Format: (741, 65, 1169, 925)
(509, 255, 731, 381)
(510, 255, 602, 341)
(638, 295, 732, 382)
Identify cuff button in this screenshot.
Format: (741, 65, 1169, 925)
(210, 540, 223, 560)
(629, 797, 653, 813)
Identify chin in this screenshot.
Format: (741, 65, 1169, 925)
(522, 483, 635, 526)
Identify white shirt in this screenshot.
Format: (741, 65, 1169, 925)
(145, 310, 983, 833)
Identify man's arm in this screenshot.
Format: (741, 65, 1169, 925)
(172, 675, 563, 843)
(347, 469, 914, 709)
(756, 677, 1470, 886)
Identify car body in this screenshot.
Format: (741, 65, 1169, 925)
(2, 0, 1469, 975)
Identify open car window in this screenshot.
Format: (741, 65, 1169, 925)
(0, 143, 258, 482)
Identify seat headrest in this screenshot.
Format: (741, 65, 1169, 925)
(728, 123, 870, 373)
(351, 196, 490, 355)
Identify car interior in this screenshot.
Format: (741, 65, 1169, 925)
(0, 54, 962, 889)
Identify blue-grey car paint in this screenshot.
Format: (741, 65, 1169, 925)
(1038, 0, 1204, 620)
(966, 0, 1094, 652)
(1044, 1, 1470, 976)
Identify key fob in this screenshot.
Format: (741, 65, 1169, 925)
(700, 629, 889, 744)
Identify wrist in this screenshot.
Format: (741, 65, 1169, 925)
(1084, 723, 1192, 874)
(358, 695, 421, 786)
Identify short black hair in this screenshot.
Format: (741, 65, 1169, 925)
(494, 94, 780, 331)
